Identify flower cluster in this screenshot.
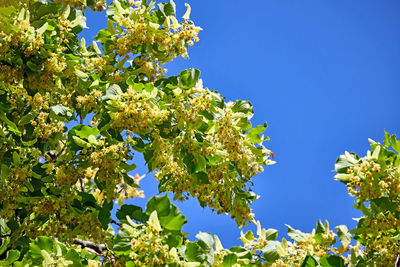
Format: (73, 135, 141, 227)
(107, 0, 201, 79)
(335, 138, 400, 265)
(338, 148, 399, 202)
(54, 0, 107, 11)
(0, 1, 277, 265)
(109, 86, 170, 134)
(144, 83, 273, 225)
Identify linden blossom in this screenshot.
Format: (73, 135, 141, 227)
(2, 0, 399, 265)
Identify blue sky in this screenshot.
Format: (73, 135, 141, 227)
(83, 1, 400, 248)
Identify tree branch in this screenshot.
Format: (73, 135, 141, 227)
(47, 141, 67, 163)
(395, 254, 400, 267)
(53, 142, 66, 161)
(72, 238, 107, 255)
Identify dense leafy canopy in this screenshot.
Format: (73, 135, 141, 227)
(0, 0, 399, 266)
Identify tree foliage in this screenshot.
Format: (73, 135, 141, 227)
(0, 0, 399, 266)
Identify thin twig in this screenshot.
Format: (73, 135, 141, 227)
(49, 141, 67, 163)
(79, 178, 85, 192)
(395, 254, 400, 267)
(111, 219, 122, 227)
(255, 251, 266, 262)
(54, 141, 66, 160)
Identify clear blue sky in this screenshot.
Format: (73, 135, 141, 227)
(83, 1, 400, 248)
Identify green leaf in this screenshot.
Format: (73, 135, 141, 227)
(183, 152, 196, 174)
(390, 134, 400, 153)
(195, 155, 206, 172)
(36, 236, 53, 251)
(0, 112, 21, 136)
(0, 237, 10, 255)
(70, 10, 86, 32)
(146, 194, 170, 216)
(35, 1, 62, 18)
(222, 254, 238, 266)
(0, 250, 20, 265)
(145, 195, 187, 231)
(98, 206, 111, 230)
(178, 68, 200, 89)
(185, 232, 214, 264)
(64, 249, 81, 265)
(265, 228, 278, 240)
(75, 126, 100, 139)
(336, 225, 351, 244)
(68, 125, 99, 149)
(113, 229, 132, 253)
(384, 130, 390, 147)
(95, 28, 112, 43)
(18, 111, 37, 125)
(102, 84, 123, 101)
(98, 112, 112, 132)
(120, 162, 136, 173)
(162, 213, 186, 231)
(370, 197, 398, 214)
(244, 230, 254, 241)
(261, 241, 281, 262)
(334, 153, 357, 174)
(0, 6, 17, 34)
(12, 151, 20, 165)
(185, 242, 205, 262)
(1, 164, 10, 181)
(286, 224, 306, 241)
(316, 220, 325, 234)
(319, 255, 345, 267)
(228, 247, 252, 259)
(232, 100, 254, 117)
(193, 172, 210, 184)
(26, 61, 38, 71)
(236, 118, 252, 131)
(158, 0, 176, 17)
(247, 125, 266, 143)
(75, 69, 88, 80)
(165, 233, 183, 248)
(196, 232, 214, 251)
(50, 104, 74, 120)
(25, 180, 34, 192)
(126, 76, 136, 86)
(301, 255, 319, 267)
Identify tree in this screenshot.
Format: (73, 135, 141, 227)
(0, 0, 399, 266)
